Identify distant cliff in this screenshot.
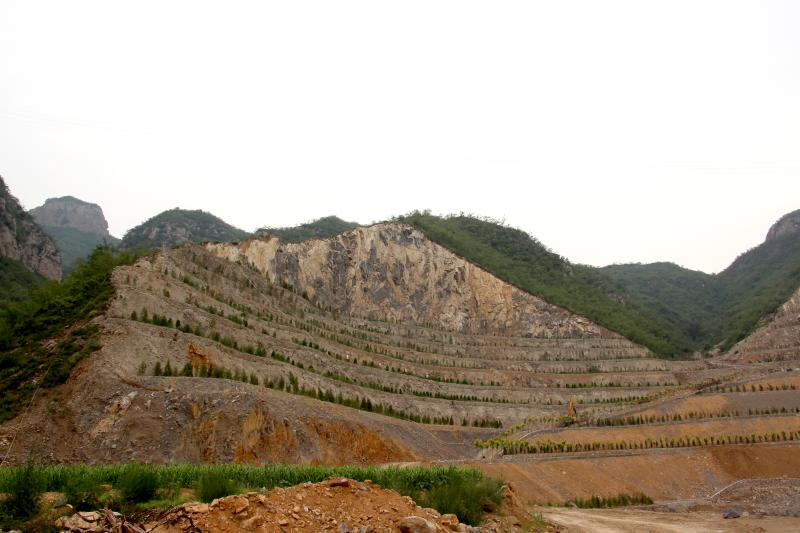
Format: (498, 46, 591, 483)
(31, 195, 118, 272)
(30, 196, 111, 237)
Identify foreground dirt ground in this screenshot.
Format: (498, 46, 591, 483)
(474, 442, 800, 503)
(539, 508, 800, 532)
(56, 477, 532, 533)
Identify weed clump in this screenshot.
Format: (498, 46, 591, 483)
(197, 471, 240, 503)
(117, 464, 158, 503)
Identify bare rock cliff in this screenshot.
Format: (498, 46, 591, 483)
(30, 195, 110, 236)
(207, 224, 618, 338)
(0, 176, 61, 280)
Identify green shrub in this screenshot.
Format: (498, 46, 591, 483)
(411, 475, 502, 526)
(197, 472, 240, 502)
(117, 464, 158, 503)
(63, 476, 102, 512)
(0, 456, 43, 521)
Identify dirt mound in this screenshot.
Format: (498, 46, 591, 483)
(149, 477, 476, 532)
(57, 478, 524, 532)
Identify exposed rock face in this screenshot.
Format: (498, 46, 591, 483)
(728, 286, 800, 362)
(766, 209, 800, 242)
(207, 224, 618, 339)
(30, 195, 110, 236)
(0, 176, 61, 280)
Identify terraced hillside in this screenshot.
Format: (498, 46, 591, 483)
(0, 224, 690, 465)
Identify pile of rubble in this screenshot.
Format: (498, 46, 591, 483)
(56, 477, 523, 532)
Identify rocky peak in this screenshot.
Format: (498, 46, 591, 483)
(30, 195, 110, 237)
(765, 209, 800, 242)
(0, 176, 61, 280)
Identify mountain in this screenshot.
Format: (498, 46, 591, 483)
(29, 195, 111, 236)
(602, 209, 800, 352)
(726, 284, 800, 363)
(121, 208, 250, 249)
(395, 212, 684, 356)
(257, 216, 359, 243)
(601, 262, 721, 349)
(716, 217, 800, 348)
(1, 223, 657, 464)
(0, 176, 61, 280)
(208, 224, 624, 338)
(765, 209, 800, 242)
(30, 196, 119, 273)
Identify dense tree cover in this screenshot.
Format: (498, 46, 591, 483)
(604, 231, 800, 351)
(715, 230, 800, 348)
(397, 212, 686, 356)
(41, 225, 120, 274)
(120, 208, 250, 249)
(602, 262, 723, 349)
(0, 257, 43, 309)
(0, 246, 141, 421)
(257, 215, 359, 242)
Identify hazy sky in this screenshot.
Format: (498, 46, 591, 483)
(1, 1, 798, 273)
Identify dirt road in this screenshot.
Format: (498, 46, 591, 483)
(540, 507, 800, 532)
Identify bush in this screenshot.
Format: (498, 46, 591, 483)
(197, 471, 240, 503)
(0, 456, 43, 521)
(117, 464, 158, 503)
(63, 476, 102, 511)
(411, 475, 502, 526)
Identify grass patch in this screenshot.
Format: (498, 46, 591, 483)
(566, 493, 653, 508)
(0, 455, 44, 528)
(0, 463, 499, 524)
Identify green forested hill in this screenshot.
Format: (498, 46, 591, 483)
(41, 225, 120, 274)
(258, 216, 359, 243)
(398, 213, 688, 356)
(601, 263, 722, 349)
(121, 209, 250, 249)
(399, 211, 800, 357)
(716, 230, 800, 349)
(0, 257, 44, 309)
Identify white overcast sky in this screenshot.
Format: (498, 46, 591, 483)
(1, 1, 798, 273)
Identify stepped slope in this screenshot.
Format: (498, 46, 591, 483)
(1, 228, 670, 465)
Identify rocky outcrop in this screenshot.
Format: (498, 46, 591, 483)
(727, 286, 800, 362)
(0, 176, 61, 280)
(30, 195, 111, 237)
(766, 209, 800, 242)
(207, 224, 619, 339)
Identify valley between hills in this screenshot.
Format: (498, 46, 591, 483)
(1, 175, 800, 531)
